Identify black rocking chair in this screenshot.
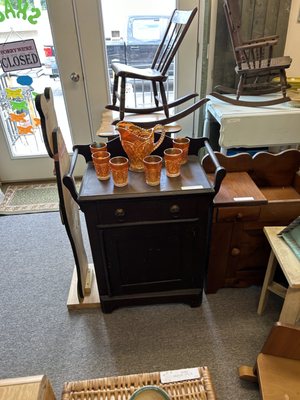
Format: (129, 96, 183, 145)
(211, 0, 292, 107)
(106, 7, 208, 128)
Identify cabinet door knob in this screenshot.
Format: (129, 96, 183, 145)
(231, 248, 240, 256)
(170, 204, 180, 214)
(115, 208, 125, 217)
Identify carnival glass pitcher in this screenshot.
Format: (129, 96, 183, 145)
(117, 122, 166, 172)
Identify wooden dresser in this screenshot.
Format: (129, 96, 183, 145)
(203, 149, 300, 293)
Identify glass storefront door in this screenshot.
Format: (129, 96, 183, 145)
(0, 0, 201, 182)
(0, 0, 91, 181)
(0, 1, 71, 157)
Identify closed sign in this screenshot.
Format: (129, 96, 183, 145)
(0, 39, 41, 72)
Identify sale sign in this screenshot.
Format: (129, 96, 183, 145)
(0, 39, 41, 72)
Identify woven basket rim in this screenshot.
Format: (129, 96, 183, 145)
(61, 367, 216, 400)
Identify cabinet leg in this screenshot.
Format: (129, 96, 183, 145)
(189, 294, 203, 308)
(100, 302, 114, 314)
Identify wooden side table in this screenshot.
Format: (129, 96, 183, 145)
(257, 226, 300, 324)
(0, 375, 56, 400)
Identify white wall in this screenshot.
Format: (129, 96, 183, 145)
(284, 0, 300, 77)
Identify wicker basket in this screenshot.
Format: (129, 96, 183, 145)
(62, 367, 216, 400)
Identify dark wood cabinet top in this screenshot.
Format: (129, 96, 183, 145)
(78, 156, 214, 202)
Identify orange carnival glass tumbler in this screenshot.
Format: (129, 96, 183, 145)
(172, 137, 190, 164)
(143, 155, 163, 186)
(109, 156, 129, 187)
(163, 148, 183, 177)
(92, 151, 111, 180)
(89, 141, 107, 154)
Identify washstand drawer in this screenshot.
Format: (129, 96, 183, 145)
(217, 206, 261, 222)
(97, 197, 206, 224)
(260, 201, 300, 222)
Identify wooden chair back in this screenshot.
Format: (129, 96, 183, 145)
(239, 322, 300, 398)
(260, 322, 300, 360)
(35, 88, 89, 301)
(151, 8, 197, 76)
(223, 0, 281, 70)
(223, 0, 243, 65)
(257, 322, 300, 399)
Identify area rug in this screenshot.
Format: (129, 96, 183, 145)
(0, 183, 59, 215)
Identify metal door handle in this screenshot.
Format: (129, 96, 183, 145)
(70, 72, 80, 82)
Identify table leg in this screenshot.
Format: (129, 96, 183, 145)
(203, 107, 212, 138)
(279, 287, 300, 324)
(257, 251, 277, 315)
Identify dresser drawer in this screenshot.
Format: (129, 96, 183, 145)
(217, 206, 261, 222)
(97, 196, 208, 225)
(260, 201, 300, 222)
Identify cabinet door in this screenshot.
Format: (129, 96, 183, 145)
(227, 222, 270, 287)
(102, 220, 204, 295)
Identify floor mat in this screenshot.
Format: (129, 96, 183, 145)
(0, 183, 59, 215)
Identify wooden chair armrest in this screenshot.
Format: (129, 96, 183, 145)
(243, 35, 279, 45)
(236, 40, 276, 51)
(201, 140, 226, 194)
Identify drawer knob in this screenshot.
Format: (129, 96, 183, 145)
(236, 213, 243, 220)
(231, 248, 240, 256)
(115, 208, 125, 217)
(170, 204, 180, 214)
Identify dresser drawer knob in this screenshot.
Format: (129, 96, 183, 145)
(236, 213, 243, 220)
(115, 208, 125, 217)
(170, 204, 180, 214)
(231, 248, 240, 256)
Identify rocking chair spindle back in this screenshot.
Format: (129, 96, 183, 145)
(106, 7, 209, 128)
(211, 0, 292, 107)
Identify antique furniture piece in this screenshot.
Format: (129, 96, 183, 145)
(106, 8, 208, 128)
(63, 135, 225, 313)
(239, 322, 300, 399)
(257, 226, 300, 325)
(211, 0, 292, 107)
(35, 88, 96, 307)
(62, 367, 216, 400)
(0, 375, 56, 400)
(203, 94, 300, 154)
(202, 149, 300, 294)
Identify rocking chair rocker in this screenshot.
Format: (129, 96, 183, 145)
(211, 0, 292, 107)
(106, 7, 208, 128)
